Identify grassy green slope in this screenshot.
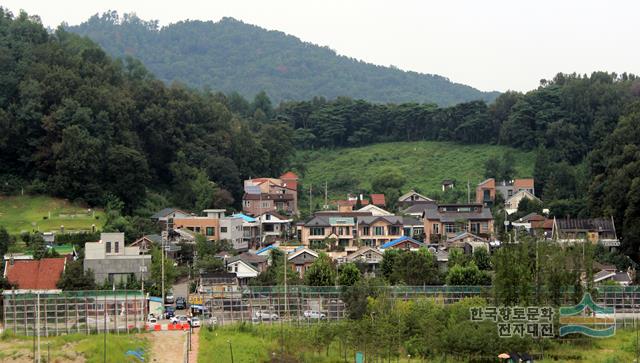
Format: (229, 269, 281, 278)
(0, 195, 105, 234)
(295, 141, 535, 199)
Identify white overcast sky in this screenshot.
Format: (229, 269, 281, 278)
(2, 0, 638, 92)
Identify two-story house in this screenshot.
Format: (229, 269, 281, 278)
(357, 216, 405, 248)
(242, 172, 299, 216)
(423, 203, 494, 243)
(476, 178, 535, 206)
(83, 233, 152, 285)
(297, 215, 358, 250)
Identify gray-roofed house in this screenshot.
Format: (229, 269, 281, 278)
(402, 202, 437, 218)
(84, 233, 152, 285)
(288, 248, 318, 278)
(297, 215, 357, 250)
(423, 203, 494, 244)
(397, 190, 435, 208)
(346, 246, 383, 276)
(150, 208, 192, 230)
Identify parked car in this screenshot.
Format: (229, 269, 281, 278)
(303, 310, 326, 320)
(178, 315, 190, 324)
(176, 297, 187, 310)
(191, 317, 201, 327)
(165, 305, 176, 319)
(147, 316, 157, 324)
(254, 310, 279, 321)
(165, 290, 175, 304)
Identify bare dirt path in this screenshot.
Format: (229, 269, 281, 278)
(148, 331, 186, 363)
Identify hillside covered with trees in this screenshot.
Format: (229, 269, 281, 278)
(0, 9, 294, 215)
(3, 8, 640, 262)
(67, 11, 499, 106)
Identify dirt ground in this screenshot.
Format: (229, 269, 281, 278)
(148, 331, 187, 363)
(0, 341, 85, 362)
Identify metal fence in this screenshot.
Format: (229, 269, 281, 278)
(190, 285, 640, 324)
(4, 286, 640, 335)
(189, 285, 491, 325)
(2, 290, 145, 336)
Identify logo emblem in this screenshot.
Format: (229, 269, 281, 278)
(559, 293, 615, 338)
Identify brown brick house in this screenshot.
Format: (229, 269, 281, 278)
(243, 172, 299, 216)
(423, 203, 494, 243)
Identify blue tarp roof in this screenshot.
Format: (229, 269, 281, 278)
(381, 235, 425, 249)
(256, 245, 278, 255)
(232, 213, 257, 223)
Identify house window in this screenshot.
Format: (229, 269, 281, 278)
(481, 222, 489, 233)
(444, 223, 456, 233)
(244, 200, 251, 207)
(106, 242, 111, 253)
(389, 226, 400, 235)
(414, 227, 424, 237)
(403, 227, 411, 236)
(374, 226, 385, 236)
(432, 224, 439, 234)
(265, 214, 271, 221)
(221, 227, 228, 233)
(261, 202, 270, 208)
(508, 190, 513, 197)
(114, 242, 119, 253)
(362, 227, 370, 236)
(310, 227, 325, 236)
(195, 227, 201, 233)
(470, 223, 480, 234)
(206, 227, 215, 236)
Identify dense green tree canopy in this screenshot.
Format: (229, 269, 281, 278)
(0, 9, 293, 212)
(68, 12, 498, 106)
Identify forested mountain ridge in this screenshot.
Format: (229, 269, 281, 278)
(67, 11, 499, 106)
(0, 9, 293, 215)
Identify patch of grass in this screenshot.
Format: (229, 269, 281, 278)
(199, 325, 275, 363)
(0, 195, 105, 235)
(295, 141, 535, 198)
(0, 332, 149, 362)
(201, 324, 637, 363)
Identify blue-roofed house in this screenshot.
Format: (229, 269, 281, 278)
(380, 236, 425, 250)
(232, 213, 260, 249)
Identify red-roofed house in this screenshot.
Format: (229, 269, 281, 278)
(4, 258, 66, 290)
(370, 194, 386, 207)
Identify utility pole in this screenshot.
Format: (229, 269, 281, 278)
(309, 184, 312, 216)
(36, 293, 41, 363)
(161, 237, 165, 314)
(467, 177, 470, 204)
(324, 181, 328, 209)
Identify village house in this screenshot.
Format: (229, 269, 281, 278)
(288, 248, 318, 278)
(504, 190, 542, 214)
(441, 179, 455, 191)
(345, 246, 384, 277)
(380, 236, 425, 250)
(173, 210, 225, 242)
(357, 215, 405, 248)
(545, 217, 620, 249)
(335, 193, 386, 212)
(84, 233, 151, 285)
(423, 203, 494, 244)
(4, 257, 66, 292)
(224, 252, 268, 285)
(475, 178, 535, 206)
(297, 215, 358, 250)
(150, 208, 192, 230)
(397, 190, 435, 209)
(242, 172, 299, 216)
(357, 204, 392, 216)
(219, 215, 246, 251)
(257, 211, 293, 246)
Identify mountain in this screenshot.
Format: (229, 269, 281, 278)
(68, 12, 499, 106)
